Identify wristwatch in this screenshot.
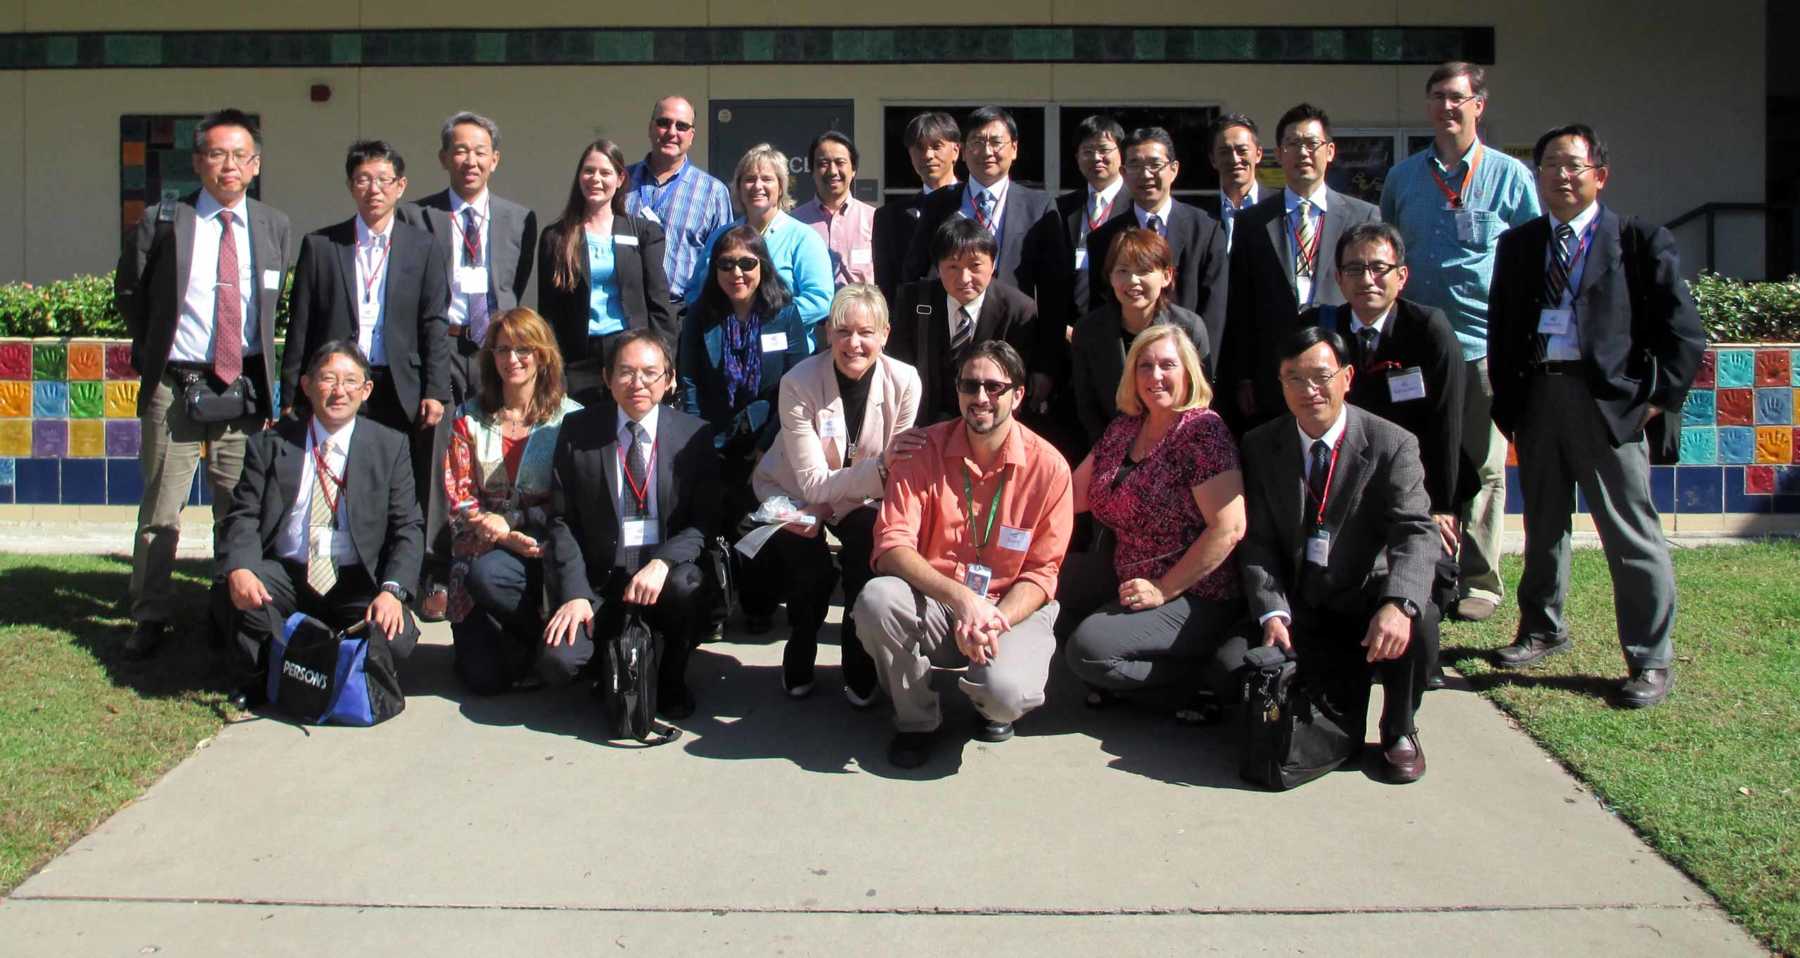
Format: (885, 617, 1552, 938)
(379, 581, 411, 603)
(1389, 597, 1421, 620)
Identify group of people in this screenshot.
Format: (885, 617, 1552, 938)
(115, 59, 1705, 782)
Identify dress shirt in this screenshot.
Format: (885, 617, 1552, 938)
(793, 195, 877, 287)
(1258, 406, 1350, 626)
(1378, 139, 1541, 359)
(1284, 184, 1330, 309)
(1347, 305, 1394, 350)
(945, 289, 988, 341)
(961, 176, 1011, 241)
(445, 189, 490, 329)
(1079, 180, 1125, 249)
(277, 417, 360, 568)
(1543, 201, 1602, 362)
(173, 191, 258, 364)
(614, 405, 662, 521)
(1218, 183, 1261, 252)
(354, 215, 395, 365)
(1133, 196, 1175, 235)
(624, 156, 735, 300)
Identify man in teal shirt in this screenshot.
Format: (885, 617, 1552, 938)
(1379, 61, 1539, 623)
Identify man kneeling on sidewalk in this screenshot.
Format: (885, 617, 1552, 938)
(853, 341, 1073, 769)
(214, 341, 423, 708)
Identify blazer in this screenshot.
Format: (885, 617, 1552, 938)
(218, 417, 423, 592)
(1056, 185, 1134, 316)
(1084, 200, 1229, 354)
(1237, 405, 1436, 621)
(872, 191, 931, 306)
(536, 215, 677, 364)
(677, 301, 810, 456)
(1308, 299, 1468, 513)
(544, 406, 721, 606)
(1068, 302, 1212, 447)
(1487, 205, 1705, 458)
(398, 189, 540, 315)
(752, 351, 923, 519)
(887, 278, 1039, 425)
(116, 192, 294, 418)
(281, 216, 451, 422)
(1223, 188, 1381, 422)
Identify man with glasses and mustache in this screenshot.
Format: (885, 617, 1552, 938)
(852, 340, 1073, 769)
(624, 96, 734, 309)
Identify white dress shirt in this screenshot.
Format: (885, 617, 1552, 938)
(1543, 201, 1602, 362)
(446, 189, 491, 330)
(1133, 196, 1176, 236)
(173, 191, 258, 364)
(277, 417, 360, 568)
(945, 289, 988, 342)
(354, 215, 395, 365)
(1259, 406, 1350, 626)
(1284, 183, 1331, 308)
(615, 405, 662, 520)
(1080, 179, 1125, 246)
(1348, 304, 1395, 351)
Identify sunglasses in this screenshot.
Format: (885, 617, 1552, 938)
(715, 256, 760, 273)
(955, 378, 1015, 396)
(654, 117, 695, 133)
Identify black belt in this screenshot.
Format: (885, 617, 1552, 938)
(166, 358, 258, 377)
(1531, 361, 1583, 376)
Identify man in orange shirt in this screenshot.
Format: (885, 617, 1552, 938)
(853, 340, 1074, 769)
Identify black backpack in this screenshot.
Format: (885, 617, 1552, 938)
(601, 612, 681, 746)
(1237, 645, 1355, 790)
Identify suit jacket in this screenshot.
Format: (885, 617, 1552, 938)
(1487, 205, 1705, 458)
(1084, 200, 1229, 354)
(752, 351, 923, 518)
(116, 192, 294, 418)
(1308, 299, 1467, 513)
(887, 279, 1040, 425)
(398, 189, 540, 316)
(218, 417, 423, 591)
(1057, 186, 1134, 316)
(281, 217, 451, 422)
(1223, 188, 1381, 421)
(536, 215, 677, 364)
(1237, 405, 1435, 621)
(873, 191, 930, 306)
(544, 406, 721, 606)
(1068, 302, 1212, 446)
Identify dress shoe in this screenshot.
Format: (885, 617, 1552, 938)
(657, 686, 696, 720)
(227, 685, 266, 711)
(1426, 666, 1448, 691)
(888, 731, 935, 769)
(973, 716, 1014, 743)
(1380, 733, 1426, 783)
(782, 635, 816, 698)
(124, 621, 167, 659)
(417, 586, 449, 623)
(1174, 691, 1224, 726)
(1616, 667, 1673, 709)
(1493, 633, 1572, 669)
(1452, 596, 1497, 622)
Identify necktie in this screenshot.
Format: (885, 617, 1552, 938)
(305, 440, 339, 595)
(975, 191, 995, 233)
(213, 211, 243, 384)
(462, 207, 491, 341)
(624, 421, 650, 519)
(950, 305, 975, 354)
(1357, 327, 1379, 369)
(1535, 223, 1577, 363)
(1091, 191, 1107, 224)
(1306, 439, 1330, 527)
(1294, 200, 1316, 278)
(1145, 213, 1164, 236)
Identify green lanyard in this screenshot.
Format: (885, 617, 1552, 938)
(962, 465, 1007, 551)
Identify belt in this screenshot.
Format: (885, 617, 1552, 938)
(166, 358, 259, 376)
(447, 324, 467, 337)
(1531, 361, 1584, 376)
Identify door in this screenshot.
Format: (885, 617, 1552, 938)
(707, 99, 867, 206)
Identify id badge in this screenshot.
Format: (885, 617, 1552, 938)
(454, 267, 489, 295)
(262, 269, 282, 291)
(818, 415, 843, 439)
(359, 298, 381, 325)
(997, 525, 1031, 552)
(963, 562, 993, 598)
(1454, 208, 1477, 243)
(1386, 367, 1427, 403)
(1073, 247, 1088, 270)
(761, 331, 789, 352)
(1305, 530, 1330, 567)
(1537, 308, 1572, 336)
(621, 518, 661, 548)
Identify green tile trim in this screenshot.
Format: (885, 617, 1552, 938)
(0, 26, 1495, 69)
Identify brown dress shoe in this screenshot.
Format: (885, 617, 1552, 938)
(1380, 733, 1426, 784)
(1452, 596, 1497, 622)
(1617, 668, 1673, 709)
(1493, 634, 1572, 669)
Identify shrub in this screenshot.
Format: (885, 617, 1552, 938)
(1689, 272, 1800, 344)
(0, 271, 294, 340)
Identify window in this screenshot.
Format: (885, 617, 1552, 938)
(1055, 105, 1220, 200)
(881, 105, 1047, 196)
(120, 113, 264, 236)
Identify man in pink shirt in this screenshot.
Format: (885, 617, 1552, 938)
(854, 340, 1074, 768)
(792, 131, 876, 288)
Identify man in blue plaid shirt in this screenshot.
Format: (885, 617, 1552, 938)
(624, 95, 735, 305)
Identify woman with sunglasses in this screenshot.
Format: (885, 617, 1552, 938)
(440, 307, 581, 695)
(539, 139, 676, 404)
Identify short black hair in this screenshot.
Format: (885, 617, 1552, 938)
(608, 328, 675, 375)
(345, 139, 405, 180)
(1532, 124, 1609, 170)
(959, 340, 1026, 389)
(1275, 103, 1332, 147)
(1279, 326, 1348, 367)
(303, 339, 372, 379)
(1335, 222, 1408, 268)
(1426, 61, 1488, 98)
(1122, 126, 1177, 162)
(195, 108, 261, 150)
(931, 216, 998, 264)
(809, 130, 859, 173)
(1210, 112, 1260, 148)
(904, 111, 960, 149)
(965, 106, 1018, 143)
(1074, 114, 1125, 147)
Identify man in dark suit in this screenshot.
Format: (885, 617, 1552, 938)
(1056, 114, 1131, 318)
(1486, 125, 1704, 709)
(1223, 104, 1381, 429)
(542, 329, 721, 719)
(1222, 326, 1439, 783)
(1086, 126, 1229, 353)
(873, 112, 960, 306)
(213, 341, 423, 708)
(888, 218, 1040, 425)
(1202, 113, 1267, 253)
(115, 108, 295, 658)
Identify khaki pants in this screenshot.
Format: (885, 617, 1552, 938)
(1458, 357, 1507, 604)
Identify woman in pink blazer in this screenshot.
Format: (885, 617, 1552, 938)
(750, 284, 922, 702)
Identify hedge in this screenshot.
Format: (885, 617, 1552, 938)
(1688, 272, 1800, 344)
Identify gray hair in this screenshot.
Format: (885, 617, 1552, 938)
(440, 111, 501, 152)
(827, 284, 890, 335)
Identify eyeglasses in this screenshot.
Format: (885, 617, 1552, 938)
(492, 346, 536, 360)
(1124, 159, 1173, 175)
(312, 375, 368, 391)
(1279, 366, 1348, 393)
(201, 149, 259, 166)
(654, 117, 695, 133)
(612, 366, 668, 385)
(1539, 162, 1599, 178)
(965, 135, 1011, 152)
(1078, 146, 1118, 161)
(715, 256, 760, 273)
(1427, 92, 1482, 108)
(350, 174, 400, 190)
(1339, 261, 1401, 279)
(1280, 137, 1331, 154)
(955, 377, 1015, 396)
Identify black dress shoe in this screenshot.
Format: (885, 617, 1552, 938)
(1426, 667, 1448, 691)
(1493, 634, 1572, 669)
(124, 621, 167, 659)
(974, 716, 1013, 743)
(888, 731, 935, 768)
(1379, 733, 1426, 783)
(1616, 667, 1673, 709)
(658, 687, 696, 720)
(1174, 691, 1224, 726)
(227, 685, 266, 711)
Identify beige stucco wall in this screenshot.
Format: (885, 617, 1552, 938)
(0, 1, 1767, 285)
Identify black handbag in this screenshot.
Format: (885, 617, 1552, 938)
(264, 612, 405, 726)
(177, 367, 258, 423)
(1237, 645, 1355, 790)
(601, 612, 680, 745)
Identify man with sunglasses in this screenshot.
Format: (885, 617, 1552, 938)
(624, 96, 734, 307)
(853, 340, 1073, 769)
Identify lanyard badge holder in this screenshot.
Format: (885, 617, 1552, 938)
(1304, 439, 1344, 569)
(962, 466, 1006, 598)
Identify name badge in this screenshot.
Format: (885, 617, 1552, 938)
(454, 266, 489, 295)
(1386, 367, 1427, 403)
(850, 248, 872, 266)
(963, 562, 993, 598)
(1454, 208, 1478, 244)
(761, 331, 789, 352)
(621, 518, 661, 548)
(1073, 247, 1089, 270)
(997, 525, 1032, 552)
(1305, 529, 1331, 567)
(359, 299, 381, 325)
(614, 234, 640, 247)
(262, 269, 282, 291)
(1537, 308, 1573, 336)
(818, 415, 843, 438)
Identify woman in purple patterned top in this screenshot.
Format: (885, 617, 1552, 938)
(1057, 323, 1248, 717)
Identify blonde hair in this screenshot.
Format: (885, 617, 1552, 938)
(1114, 323, 1212, 416)
(827, 283, 889, 334)
(732, 143, 795, 213)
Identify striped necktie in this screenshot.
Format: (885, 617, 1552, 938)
(950, 305, 974, 354)
(1294, 200, 1316, 278)
(305, 444, 339, 595)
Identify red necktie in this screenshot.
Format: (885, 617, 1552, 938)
(213, 211, 244, 383)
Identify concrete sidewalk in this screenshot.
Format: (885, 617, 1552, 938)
(0, 618, 1761, 956)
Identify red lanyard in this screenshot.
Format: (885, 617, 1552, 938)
(309, 423, 346, 517)
(360, 237, 392, 304)
(618, 440, 658, 513)
(1085, 191, 1111, 234)
(1306, 434, 1345, 528)
(450, 206, 484, 265)
(1428, 143, 1484, 209)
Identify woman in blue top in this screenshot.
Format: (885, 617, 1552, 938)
(689, 143, 833, 350)
(538, 139, 676, 404)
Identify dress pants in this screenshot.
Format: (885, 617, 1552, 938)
(1056, 547, 1243, 697)
(1458, 357, 1508, 605)
(742, 506, 879, 690)
(537, 561, 710, 700)
(450, 547, 544, 695)
(853, 575, 1058, 733)
(131, 368, 260, 624)
(215, 558, 421, 690)
(1514, 373, 1675, 668)
(361, 366, 431, 591)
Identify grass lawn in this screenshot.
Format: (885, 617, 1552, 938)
(0, 553, 230, 893)
(1442, 541, 1800, 956)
